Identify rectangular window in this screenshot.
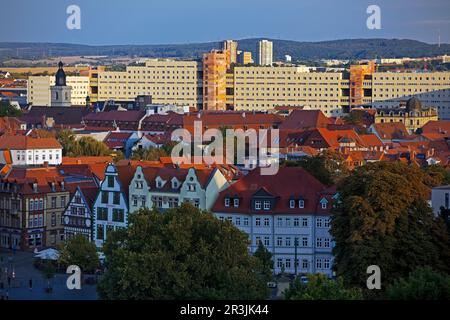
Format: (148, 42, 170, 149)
(113, 192, 120, 205)
(324, 218, 330, 228)
(255, 201, 261, 210)
(235, 217, 241, 226)
(51, 213, 56, 227)
(324, 238, 330, 248)
(302, 218, 308, 227)
(324, 258, 330, 269)
(316, 218, 323, 228)
(264, 236, 270, 246)
(277, 237, 282, 246)
(112, 209, 124, 222)
(132, 195, 138, 207)
(285, 259, 291, 269)
(97, 207, 108, 221)
(51, 197, 56, 209)
(302, 259, 309, 269)
(255, 218, 261, 226)
(233, 198, 239, 207)
(286, 237, 291, 247)
(108, 176, 114, 188)
(61, 196, 66, 208)
(316, 259, 323, 269)
(289, 200, 295, 208)
(96, 224, 104, 240)
(224, 198, 230, 207)
(286, 218, 291, 227)
(264, 218, 269, 227)
(299, 200, 305, 208)
(101, 191, 108, 204)
(294, 218, 299, 227)
(316, 238, 323, 248)
(244, 218, 249, 226)
(263, 201, 270, 210)
(277, 217, 283, 227)
(302, 237, 308, 247)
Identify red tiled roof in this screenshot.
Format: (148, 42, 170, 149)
(0, 135, 61, 150)
(372, 123, 409, 140)
(62, 156, 113, 165)
(359, 134, 383, 147)
(104, 131, 133, 149)
(279, 110, 332, 130)
(213, 166, 333, 215)
(421, 120, 450, 137)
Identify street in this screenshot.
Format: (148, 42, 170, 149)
(0, 248, 98, 300)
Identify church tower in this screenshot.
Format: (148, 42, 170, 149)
(50, 61, 72, 107)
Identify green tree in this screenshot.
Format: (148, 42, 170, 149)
(57, 129, 77, 156)
(0, 101, 21, 117)
(284, 274, 363, 300)
(387, 266, 450, 300)
(98, 204, 269, 299)
(58, 235, 99, 273)
(254, 242, 273, 283)
(285, 150, 348, 185)
(423, 165, 450, 186)
(131, 147, 168, 161)
(331, 162, 450, 291)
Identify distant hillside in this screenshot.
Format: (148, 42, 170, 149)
(0, 38, 449, 64)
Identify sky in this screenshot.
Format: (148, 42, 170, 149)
(1, 0, 449, 45)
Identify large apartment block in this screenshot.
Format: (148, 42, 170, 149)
(230, 66, 346, 116)
(27, 75, 90, 106)
(97, 59, 203, 109)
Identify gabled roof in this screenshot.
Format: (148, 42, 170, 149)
(372, 122, 410, 140)
(213, 166, 332, 215)
(359, 134, 383, 147)
(279, 110, 332, 130)
(0, 135, 61, 150)
(103, 131, 134, 149)
(421, 120, 450, 138)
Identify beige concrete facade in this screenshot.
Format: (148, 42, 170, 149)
(231, 66, 346, 116)
(27, 76, 90, 106)
(97, 59, 202, 109)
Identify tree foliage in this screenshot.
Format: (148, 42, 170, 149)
(284, 274, 363, 300)
(285, 150, 348, 185)
(0, 101, 21, 117)
(331, 162, 450, 291)
(98, 204, 269, 299)
(58, 235, 99, 273)
(57, 130, 112, 157)
(131, 147, 168, 161)
(254, 242, 273, 283)
(387, 266, 450, 300)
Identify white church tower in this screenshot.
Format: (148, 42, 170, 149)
(50, 61, 72, 107)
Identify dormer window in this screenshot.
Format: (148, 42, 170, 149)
(233, 198, 239, 207)
(320, 198, 328, 209)
(225, 198, 230, 207)
(289, 200, 295, 208)
(263, 201, 270, 210)
(32, 183, 38, 193)
(299, 200, 305, 208)
(157, 180, 163, 188)
(255, 201, 261, 210)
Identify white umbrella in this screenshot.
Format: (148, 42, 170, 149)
(34, 248, 60, 260)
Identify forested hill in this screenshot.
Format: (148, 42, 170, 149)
(0, 38, 449, 63)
